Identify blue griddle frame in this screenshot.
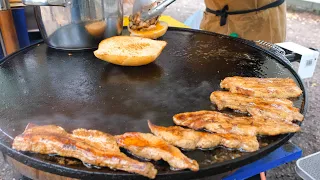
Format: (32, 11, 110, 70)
(224, 143, 302, 180)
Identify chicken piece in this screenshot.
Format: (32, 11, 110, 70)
(148, 120, 220, 150)
(226, 116, 301, 136)
(210, 91, 304, 122)
(12, 124, 157, 179)
(218, 133, 259, 152)
(173, 110, 258, 136)
(220, 76, 303, 98)
(173, 111, 300, 136)
(148, 121, 259, 152)
(72, 128, 120, 152)
(115, 132, 199, 171)
(251, 118, 300, 136)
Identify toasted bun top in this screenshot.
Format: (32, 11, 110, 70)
(93, 36, 167, 66)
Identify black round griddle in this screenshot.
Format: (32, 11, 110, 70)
(0, 28, 307, 180)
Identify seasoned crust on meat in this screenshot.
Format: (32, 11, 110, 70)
(115, 132, 199, 171)
(12, 124, 157, 179)
(173, 111, 300, 136)
(220, 76, 302, 98)
(210, 91, 304, 122)
(148, 121, 259, 152)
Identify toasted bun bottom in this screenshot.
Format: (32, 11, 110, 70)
(93, 53, 162, 66)
(128, 21, 168, 39)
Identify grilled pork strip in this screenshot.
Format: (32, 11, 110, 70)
(148, 121, 259, 152)
(220, 76, 302, 98)
(210, 91, 304, 122)
(173, 110, 257, 136)
(115, 132, 199, 171)
(12, 124, 157, 179)
(173, 111, 300, 136)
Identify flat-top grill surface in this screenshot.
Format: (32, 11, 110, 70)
(0, 28, 306, 179)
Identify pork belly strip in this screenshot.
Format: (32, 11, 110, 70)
(12, 124, 157, 179)
(210, 91, 304, 122)
(173, 111, 300, 136)
(115, 132, 199, 171)
(148, 121, 259, 152)
(220, 76, 302, 98)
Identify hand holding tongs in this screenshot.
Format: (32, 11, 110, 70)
(132, 0, 176, 21)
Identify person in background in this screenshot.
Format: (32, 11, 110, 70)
(200, 0, 286, 43)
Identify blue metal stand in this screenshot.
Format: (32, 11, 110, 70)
(224, 143, 302, 180)
(12, 7, 31, 49)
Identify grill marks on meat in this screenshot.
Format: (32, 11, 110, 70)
(115, 132, 199, 171)
(220, 76, 303, 98)
(173, 111, 257, 136)
(148, 120, 220, 150)
(148, 121, 259, 152)
(174, 110, 257, 136)
(173, 111, 300, 136)
(12, 124, 157, 179)
(252, 118, 300, 136)
(72, 128, 120, 152)
(210, 91, 304, 122)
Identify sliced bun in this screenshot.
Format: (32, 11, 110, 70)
(94, 36, 167, 66)
(128, 21, 168, 39)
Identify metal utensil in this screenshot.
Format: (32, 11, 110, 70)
(133, 0, 176, 21)
(22, 0, 123, 50)
(132, 0, 155, 14)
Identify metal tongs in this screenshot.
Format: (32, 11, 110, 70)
(132, 0, 176, 21)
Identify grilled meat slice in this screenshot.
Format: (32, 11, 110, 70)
(218, 133, 259, 152)
(226, 116, 301, 136)
(115, 132, 199, 171)
(210, 91, 304, 122)
(148, 121, 259, 152)
(251, 118, 300, 136)
(12, 124, 157, 179)
(148, 120, 220, 150)
(72, 128, 120, 152)
(173, 111, 300, 136)
(220, 76, 302, 98)
(173, 110, 258, 136)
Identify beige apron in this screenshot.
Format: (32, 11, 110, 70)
(200, 0, 286, 43)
